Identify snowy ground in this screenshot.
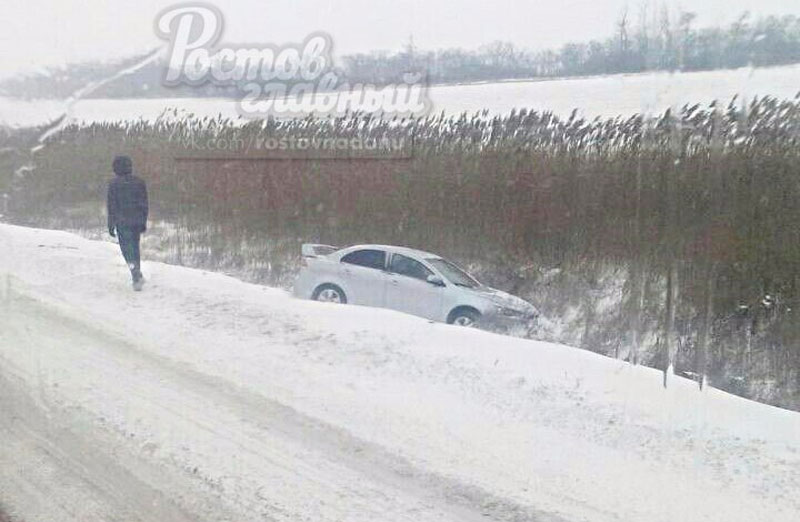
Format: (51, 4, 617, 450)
(2, 64, 800, 127)
(1, 223, 799, 522)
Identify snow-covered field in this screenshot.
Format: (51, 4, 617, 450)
(1, 223, 799, 522)
(2, 64, 800, 127)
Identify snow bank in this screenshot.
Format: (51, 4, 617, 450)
(1, 223, 798, 522)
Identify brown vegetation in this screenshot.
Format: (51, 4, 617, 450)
(3, 95, 800, 409)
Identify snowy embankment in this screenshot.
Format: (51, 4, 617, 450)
(0, 224, 798, 522)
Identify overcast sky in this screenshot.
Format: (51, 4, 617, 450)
(1, 0, 798, 78)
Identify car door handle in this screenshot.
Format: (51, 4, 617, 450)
(390, 279, 399, 286)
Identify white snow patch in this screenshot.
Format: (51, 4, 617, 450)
(0, 224, 798, 522)
(2, 63, 800, 126)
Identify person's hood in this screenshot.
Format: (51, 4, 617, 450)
(113, 155, 133, 176)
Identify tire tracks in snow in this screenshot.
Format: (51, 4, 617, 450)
(1, 286, 566, 522)
(0, 370, 197, 522)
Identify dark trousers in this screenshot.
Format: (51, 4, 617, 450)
(117, 226, 142, 281)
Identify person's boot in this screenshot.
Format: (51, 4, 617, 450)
(132, 268, 145, 292)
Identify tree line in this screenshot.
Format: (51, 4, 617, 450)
(3, 9, 800, 100)
(341, 10, 800, 83)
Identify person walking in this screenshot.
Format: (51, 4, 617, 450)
(107, 155, 148, 291)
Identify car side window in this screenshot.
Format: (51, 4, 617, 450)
(341, 249, 386, 270)
(390, 253, 433, 281)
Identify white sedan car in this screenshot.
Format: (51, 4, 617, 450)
(293, 244, 538, 329)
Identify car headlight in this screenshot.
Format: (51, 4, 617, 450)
(495, 305, 528, 318)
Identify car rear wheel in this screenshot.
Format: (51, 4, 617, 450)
(448, 307, 481, 327)
(312, 284, 347, 304)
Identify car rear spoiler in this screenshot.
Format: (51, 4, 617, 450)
(301, 243, 338, 257)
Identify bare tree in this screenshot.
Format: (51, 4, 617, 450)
(617, 8, 631, 71)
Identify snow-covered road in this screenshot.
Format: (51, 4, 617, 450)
(1, 224, 799, 522)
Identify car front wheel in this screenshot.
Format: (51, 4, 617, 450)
(448, 307, 481, 327)
(312, 284, 347, 304)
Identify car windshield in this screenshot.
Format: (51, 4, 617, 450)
(427, 258, 480, 288)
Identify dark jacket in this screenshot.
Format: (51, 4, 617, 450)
(107, 174, 148, 233)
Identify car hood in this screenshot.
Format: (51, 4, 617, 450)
(469, 286, 537, 314)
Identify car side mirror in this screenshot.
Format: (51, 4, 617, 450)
(427, 275, 445, 287)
